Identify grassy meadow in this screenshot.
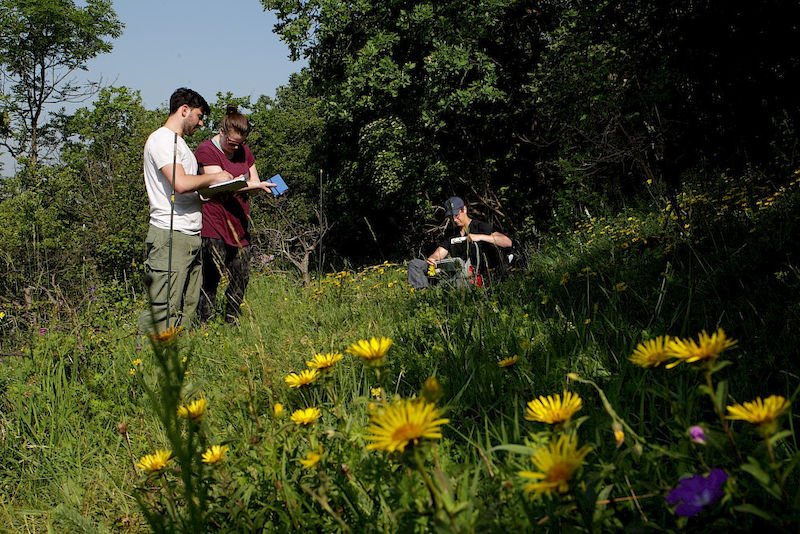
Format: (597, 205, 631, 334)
(1, 173, 799, 532)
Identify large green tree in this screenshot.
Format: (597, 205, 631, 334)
(263, 0, 554, 257)
(0, 0, 123, 168)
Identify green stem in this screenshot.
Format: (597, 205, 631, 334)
(413, 448, 460, 533)
(764, 436, 776, 465)
(160, 472, 179, 523)
(704, 372, 743, 464)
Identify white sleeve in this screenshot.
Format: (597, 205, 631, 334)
(149, 131, 177, 171)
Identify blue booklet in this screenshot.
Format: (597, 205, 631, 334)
(270, 174, 289, 196)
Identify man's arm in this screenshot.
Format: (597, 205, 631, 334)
(468, 231, 512, 249)
(426, 246, 449, 265)
(161, 163, 232, 194)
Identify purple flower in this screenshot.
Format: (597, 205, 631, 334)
(689, 425, 706, 445)
(666, 469, 728, 517)
(39, 328, 47, 335)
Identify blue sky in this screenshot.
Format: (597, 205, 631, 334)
(84, 0, 306, 109)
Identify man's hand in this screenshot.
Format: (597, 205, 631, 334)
(212, 170, 234, 184)
(427, 246, 449, 265)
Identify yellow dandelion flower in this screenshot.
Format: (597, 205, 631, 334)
(201, 445, 228, 464)
(726, 395, 790, 436)
(365, 398, 450, 453)
(518, 434, 592, 497)
(273, 403, 284, 418)
(498, 355, 519, 368)
(298, 448, 323, 469)
(666, 328, 737, 368)
(285, 369, 319, 388)
(177, 398, 207, 420)
(150, 326, 181, 344)
(346, 337, 393, 365)
(306, 352, 343, 370)
(137, 449, 172, 472)
(629, 336, 673, 368)
(291, 407, 321, 425)
(525, 391, 583, 424)
(132, 358, 142, 366)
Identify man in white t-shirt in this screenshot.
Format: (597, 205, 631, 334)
(138, 88, 233, 334)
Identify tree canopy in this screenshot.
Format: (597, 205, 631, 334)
(0, 0, 123, 167)
(263, 0, 800, 256)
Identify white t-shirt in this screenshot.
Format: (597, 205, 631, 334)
(143, 126, 202, 234)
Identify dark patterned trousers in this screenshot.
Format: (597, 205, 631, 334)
(198, 237, 251, 323)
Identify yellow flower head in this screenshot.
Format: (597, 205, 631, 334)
(306, 352, 343, 370)
(298, 448, 323, 469)
(137, 449, 172, 472)
(518, 434, 592, 497)
(150, 326, 182, 345)
(201, 445, 228, 464)
(612, 421, 624, 448)
(629, 336, 672, 368)
(177, 398, 207, 420)
(291, 407, 321, 425)
(365, 398, 449, 453)
(666, 328, 737, 368)
(346, 337, 393, 365)
(726, 395, 790, 436)
(421, 376, 443, 403)
(132, 358, 142, 366)
(525, 391, 583, 425)
(285, 369, 319, 388)
(273, 403, 284, 418)
(498, 355, 519, 368)
(370, 387, 383, 398)
(614, 282, 628, 292)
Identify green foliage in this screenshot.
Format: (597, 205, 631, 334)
(0, 87, 157, 322)
(1, 170, 799, 531)
(263, 0, 550, 255)
(262, 0, 800, 258)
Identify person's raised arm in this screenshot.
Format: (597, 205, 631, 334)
(161, 163, 232, 194)
(468, 231, 512, 249)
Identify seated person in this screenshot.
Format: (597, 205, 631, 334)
(408, 197, 513, 289)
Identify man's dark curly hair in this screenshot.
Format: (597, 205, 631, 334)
(169, 87, 209, 115)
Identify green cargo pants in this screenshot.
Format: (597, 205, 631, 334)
(138, 224, 203, 334)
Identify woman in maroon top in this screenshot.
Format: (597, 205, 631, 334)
(195, 106, 274, 323)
